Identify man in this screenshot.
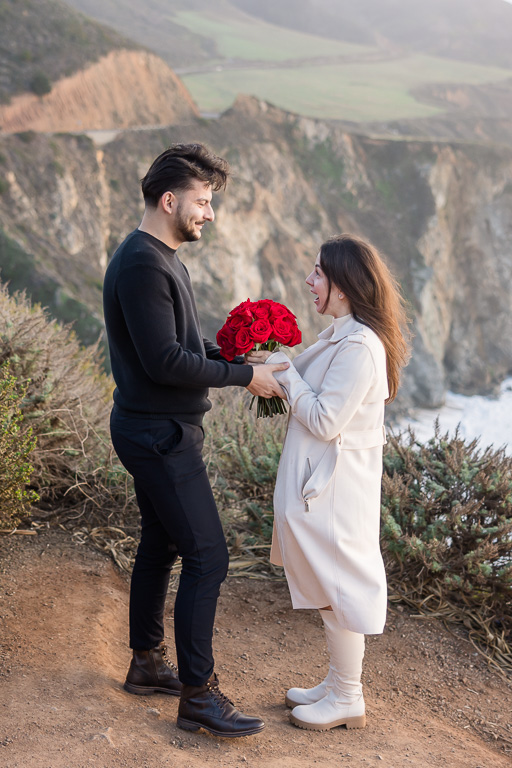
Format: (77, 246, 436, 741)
(103, 143, 287, 737)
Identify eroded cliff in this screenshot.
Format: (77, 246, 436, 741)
(0, 50, 199, 133)
(0, 95, 510, 408)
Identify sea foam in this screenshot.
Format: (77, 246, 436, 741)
(399, 378, 512, 455)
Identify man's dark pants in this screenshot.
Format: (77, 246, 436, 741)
(110, 405, 229, 686)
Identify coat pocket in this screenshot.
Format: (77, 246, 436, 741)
(301, 458, 313, 510)
(302, 436, 341, 510)
(301, 457, 312, 490)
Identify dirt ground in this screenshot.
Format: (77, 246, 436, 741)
(0, 528, 511, 768)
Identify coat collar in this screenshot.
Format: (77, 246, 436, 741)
(317, 313, 366, 343)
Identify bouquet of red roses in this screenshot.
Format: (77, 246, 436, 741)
(216, 298, 302, 418)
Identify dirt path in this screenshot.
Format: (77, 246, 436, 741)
(1, 528, 511, 768)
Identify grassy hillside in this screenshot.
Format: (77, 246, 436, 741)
(182, 55, 512, 122)
(233, 0, 512, 70)
(63, 0, 512, 125)
(0, 0, 139, 104)
(63, 0, 218, 67)
(172, 8, 372, 61)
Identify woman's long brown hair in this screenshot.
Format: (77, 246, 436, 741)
(319, 234, 411, 402)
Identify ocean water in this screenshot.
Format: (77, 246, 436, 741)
(398, 378, 512, 455)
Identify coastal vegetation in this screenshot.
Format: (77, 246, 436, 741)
(0, 289, 510, 672)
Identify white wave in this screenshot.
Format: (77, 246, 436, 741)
(398, 378, 512, 454)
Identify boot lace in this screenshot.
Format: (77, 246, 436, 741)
(159, 643, 178, 673)
(206, 677, 234, 707)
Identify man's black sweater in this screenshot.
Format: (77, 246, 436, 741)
(103, 229, 253, 423)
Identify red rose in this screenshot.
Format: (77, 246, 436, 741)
(252, 300, 273, 319)
(272, 316, 299, 345)
(230, 298, 256, 316)
(216, 324, 238, 361)
(269, 302, 294, 321)
(288, 325, 302, 346)
(249, 318, 272, 343)
(235, 327, 254, 354)
(226, 310, 253, 330)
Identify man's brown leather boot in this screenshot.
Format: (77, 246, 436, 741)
(177, 673, 264, 737)
(124, 641, 182, 696)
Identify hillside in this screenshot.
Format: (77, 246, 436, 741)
(1, 528, 511, 767)
(353, 77, 512, 148)
(0, 0, 139, 104)
(0, 1, 199, 134)
(62, 0, 218, 68)
(0, 49, 199, 133)
(1, 96, 511, 405)
(233, 0, 512, 70)
(65, 0, 512, 70)
(62, 0, 512, 135)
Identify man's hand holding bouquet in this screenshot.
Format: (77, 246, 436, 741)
(217, 299, 302, 417)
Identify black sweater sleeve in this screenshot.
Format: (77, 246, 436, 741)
(116, 265, 253, 389)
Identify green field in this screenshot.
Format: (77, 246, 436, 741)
(61, 3, 512, 124)
(183, 54, 512, 122)
(173, 9, 373, 62)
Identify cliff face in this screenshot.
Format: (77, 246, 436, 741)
(0, 50, 199, 133)
(0, 95, 511, 408)
(0, 131, 109, 344)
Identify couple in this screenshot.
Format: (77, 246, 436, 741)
(103, 143, 409, 738)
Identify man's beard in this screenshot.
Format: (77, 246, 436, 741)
(175, 204, 201, 243)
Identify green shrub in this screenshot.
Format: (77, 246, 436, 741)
(16, 131, 36, 144)
(382, 425, 512, 667)
(30, 72, 52, 97)
(0, 283, 140, 560)
(0, 284, 111, 504)
(0, 361, 38, 529)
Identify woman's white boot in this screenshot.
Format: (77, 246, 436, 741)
(285, 666, 334, 708)
(290, 610, 366, 731)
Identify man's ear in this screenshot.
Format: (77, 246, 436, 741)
(160, 191, 176, 215)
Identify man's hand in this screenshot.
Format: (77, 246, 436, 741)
(247, 363, 289, 398)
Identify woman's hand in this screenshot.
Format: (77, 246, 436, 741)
(245, 349, 272, 365)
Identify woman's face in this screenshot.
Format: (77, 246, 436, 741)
(306, 256, 343, 317)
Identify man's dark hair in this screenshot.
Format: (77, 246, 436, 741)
(140, 143, 230, 207)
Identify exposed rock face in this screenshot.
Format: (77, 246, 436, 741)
(0, 132, 109, 345)
(366, 79, 512, 149)
(0, 50, 199, 133)
(0, 95, 511, 409)
(411, 144, 512, 398)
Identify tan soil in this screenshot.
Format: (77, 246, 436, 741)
(0, 527, 511, 768)
(0, 50, 198, 134)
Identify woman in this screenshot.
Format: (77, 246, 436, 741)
(250, 234, 409, 731)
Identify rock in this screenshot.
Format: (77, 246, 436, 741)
(91, 727, 115, 746)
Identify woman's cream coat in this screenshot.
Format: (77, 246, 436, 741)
(267, 313, 389, 635)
